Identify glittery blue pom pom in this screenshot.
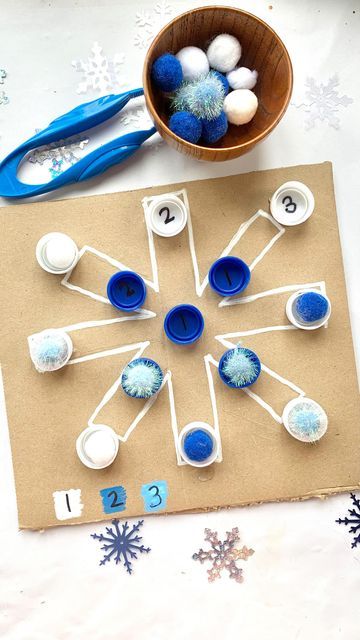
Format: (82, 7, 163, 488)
(219, 346, 261, 388)
(183, 429, 214, 462)
(201, 111, 228, 144)
(121, 358, 163, 399)
(168, 111, 202, 143)
(151, 53, 183, 92)
(211, 71, 230, 95)
(295, 292, 329, 323)
(171, 71, 225, 120)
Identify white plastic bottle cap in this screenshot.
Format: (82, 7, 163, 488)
(29, 328, 73, 372)
(76, 425, 119, 469)
(178, 422, 219, 468)
(269, 181, 315, 226)
(282, 397, 328, 442)
(148, 195, 188, 237)
(286, 289, 331, 330)
(36, 232, 79, 274)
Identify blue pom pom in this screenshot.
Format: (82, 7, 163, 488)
(151, 54, 183, 92)
(201, 111, 228, 144)
(295, 292, 329, 323)
(168, 111, 202, 143)
(183, 429, 214, 462)
(211, 71, 229, 95)
(121, 358, 163, 398)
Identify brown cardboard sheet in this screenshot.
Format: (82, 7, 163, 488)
(1, 162, 359, 529)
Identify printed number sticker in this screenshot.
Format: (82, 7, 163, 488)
(141, 481, 168, 512)
(100, 485, 127, 514)
(53, 489, 83, 521)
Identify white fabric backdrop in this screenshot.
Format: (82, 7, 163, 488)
(0, 1, 359, 638)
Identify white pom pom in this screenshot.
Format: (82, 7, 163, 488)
(227, 67, 258, 90)
(45, 235, 77, 270)
(176, 46, 209, 81)
(83, 430, 117, 467)
(206, 34, 241, 73)
(223, 89, 258, 125)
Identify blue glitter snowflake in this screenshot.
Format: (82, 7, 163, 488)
(91, 519, 151, 572)
(336, 493, 360, 548)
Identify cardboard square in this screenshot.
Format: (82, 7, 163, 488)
(1, 162, 359, 529)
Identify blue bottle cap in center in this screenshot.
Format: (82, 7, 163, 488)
(107, 271, 146, 312)
(164, 304, 204, 345)
(208, 256, 251, 297)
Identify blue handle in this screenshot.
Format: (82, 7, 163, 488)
(0, 88, 157, 199)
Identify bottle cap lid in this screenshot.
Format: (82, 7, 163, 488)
(286, 289, 331, 330)
(270, 181, 315, 226)
(76, 425, 119, 469)
(164, 304, 204, 344)
(148, 195, 188, 237)
(36, 232, 79, 274)
(178, 422, 219, 467)
(107, 271, 146, 311)
(209, 256, 250, 297)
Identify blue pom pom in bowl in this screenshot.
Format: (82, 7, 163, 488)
(151, 53, 183, 92)
(169, 111, 202, 144)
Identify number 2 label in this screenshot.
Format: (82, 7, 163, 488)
(141, 481, 168, 512)
(100, 485, 127, 514)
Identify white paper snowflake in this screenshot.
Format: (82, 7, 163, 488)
(72, 42, 127, 95)
(134, 0, 173, 49)
(294, 75, 353, 130)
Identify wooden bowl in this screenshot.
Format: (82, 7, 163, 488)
(143, 6, 293, 161)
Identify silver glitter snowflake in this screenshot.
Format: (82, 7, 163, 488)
(28, 133, 89, 167)
(118, 103, 164, 153)
(134, 0, 173, 49)
(294, 75, 353, 130)
(193, 528, 254, 583)
(91, 519, 151, 573)
(72, 42, 127, 95)
(0, 69, 9, 106)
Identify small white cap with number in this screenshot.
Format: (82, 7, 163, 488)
(148, 195, 188, 237)
(269, 181, 315, 226)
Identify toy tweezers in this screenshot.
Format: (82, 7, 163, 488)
(0, 88, 156, 199)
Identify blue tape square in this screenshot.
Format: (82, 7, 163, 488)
(100, 485, 127, 514)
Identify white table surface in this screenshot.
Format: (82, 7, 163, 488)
(1, 1, 359, 638)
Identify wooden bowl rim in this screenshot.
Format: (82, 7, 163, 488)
(143, 5, 293, 155)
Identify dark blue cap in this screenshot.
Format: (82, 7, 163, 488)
(208, 256, 251, 297)
(107, 271, 146, 312)
(164, 304, 204, 345)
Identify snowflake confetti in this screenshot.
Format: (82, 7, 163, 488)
(192, 527, 254, 583)
(336, 493, 360, 548)
(293, 75, 353, 130)
(72, 42, 127, 95)
(28, 133, 89, 167)
(91, 519, 151, 573)
(48, 158, 64, 179)
(0, 69, 6, 85)
(134, 0, 173, 49)
(0, 69, 9, 105)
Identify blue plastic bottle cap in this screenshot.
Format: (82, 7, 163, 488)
(107, 271, 146, 311)
(208, 256, 251, 297)
(164, 304, 204, 344)
(218, 346, 261, 388)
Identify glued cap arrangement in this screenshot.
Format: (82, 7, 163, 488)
(151, 33, 258, 146)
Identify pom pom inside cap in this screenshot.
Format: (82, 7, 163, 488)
(76, 425, 119, 469)
(178, 422, 219, 467)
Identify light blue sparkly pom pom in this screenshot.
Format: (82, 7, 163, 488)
(285, 399, 328, 442)
(219, 346, 261, 388)
(171, 71, 225, 120)
(121, 358, 163, 399)
(30, 330, 72, 372)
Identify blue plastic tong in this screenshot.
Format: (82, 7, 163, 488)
(0, 88, 156, 199)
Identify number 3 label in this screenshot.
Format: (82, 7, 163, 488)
(141, 481, 168, 512)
